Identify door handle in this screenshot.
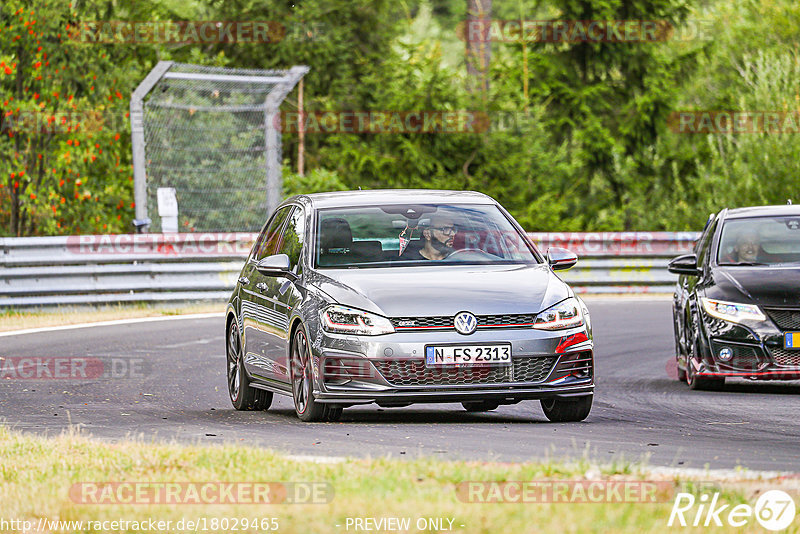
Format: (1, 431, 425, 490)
(256, 282, 268, 292)
(238, 277, 250, 285)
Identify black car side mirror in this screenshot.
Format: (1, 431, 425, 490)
(256, 254, 297, 280)
(668, 253, 701, 276)
(547, 247, 578, 271)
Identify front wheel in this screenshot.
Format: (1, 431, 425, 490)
(291, 325, 342, 422)
(540, 395, 592, 422)
(227, 320, 272, 411)
(686, 358, 725, 391)
(686, 336, 724, 391)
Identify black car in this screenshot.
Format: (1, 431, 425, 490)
(225, 190, 594, 422)
(669, 205, 800, 389)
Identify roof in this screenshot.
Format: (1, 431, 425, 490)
(289, 189, 496, 209)
(723, 205, 800, 220)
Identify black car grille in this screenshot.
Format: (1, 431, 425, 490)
(710, 341, 762, 371)
(770, 348, 800, 367)
(390, 314, 536, 331)
(372, 357, 557, 387)
(764, 308, 800, 330)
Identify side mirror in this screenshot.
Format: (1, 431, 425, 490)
(668, 253, 701, 276)
(256, 254, 297, 280)
(547, 247, 578, 271)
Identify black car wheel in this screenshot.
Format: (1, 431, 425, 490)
(674, 319, 687, 382)
(686, 335, 724, 391)
(462, 401, 500, 412)
(227, 320, 273, 410)
(291, 324, 342, 422)
(540, 395, 592, 422)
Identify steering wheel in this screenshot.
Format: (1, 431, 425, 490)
(445, 248, 498, 261)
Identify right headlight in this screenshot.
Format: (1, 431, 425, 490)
(533, 297, 584, 330)
(320, 305, 395, 336)
(700, 298, 765, 323)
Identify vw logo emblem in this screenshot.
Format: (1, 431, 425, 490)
(454, 312, 478, 335)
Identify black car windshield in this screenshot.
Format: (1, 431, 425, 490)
(314, 203, 539, 268)
(718, 216, 800, 265)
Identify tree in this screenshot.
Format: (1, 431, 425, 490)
(0, 0, 148, 236)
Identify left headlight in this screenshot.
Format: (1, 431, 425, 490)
(533, 297, 584, 330)
(700, 298, 765, 323)
(320, 305, 395, 336)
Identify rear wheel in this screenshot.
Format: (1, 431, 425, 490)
(462, 401, 500, 412)
(227, 319, 272, 411)
(291, 324, 342, 422)
(540, 395, 592, 422)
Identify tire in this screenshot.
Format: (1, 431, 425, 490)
(462, 401, 500, 412)
(291, 324, 342, 422)
(227, 319, 273, 411)
(675, 326, 687, 382)
(540, 395, 592, 422)
(686, 358, 725, 391)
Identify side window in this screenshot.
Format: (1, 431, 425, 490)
(697, 220, 718, 267)
(252, 206, 292, 262)
(278, 207, 306, 271)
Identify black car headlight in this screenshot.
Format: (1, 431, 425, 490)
(320, 305, 395, 336)
(700, 298, 765, 323)
(533, 298, 584, 330)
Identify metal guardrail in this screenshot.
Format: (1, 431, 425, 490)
(0, 232, 700, 307)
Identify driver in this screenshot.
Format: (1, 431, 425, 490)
(403, 215, 458, 260)
(730, 229, 761, 263)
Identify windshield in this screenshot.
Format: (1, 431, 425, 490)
(718, 216, 800, 266)
(314, 203, 539, 268)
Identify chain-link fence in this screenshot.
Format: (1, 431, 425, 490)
(131, 62, 307, 232)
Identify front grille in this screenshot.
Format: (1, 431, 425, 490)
(390, 313, 536, 331)
(764, 308, 800, 330)
(710, 341, 762, 371)
(391, 316, 453, 329)
(770, 348, 800, 367)
(513, 356, 559, 382)
(372, 356, 556, 386)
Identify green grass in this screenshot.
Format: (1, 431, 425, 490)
(0, 426, 793, 533)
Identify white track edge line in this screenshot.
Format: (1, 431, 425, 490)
(0, 312, 226, 338)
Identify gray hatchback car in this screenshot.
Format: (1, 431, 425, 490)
(225, 190, 593, 422)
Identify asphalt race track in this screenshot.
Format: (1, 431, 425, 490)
(2, 299, 799, 471)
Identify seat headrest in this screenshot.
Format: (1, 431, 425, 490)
(319, 218, 353, 253)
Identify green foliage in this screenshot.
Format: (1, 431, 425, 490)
(283, 168, 349, 197)
(2, 0, 800, 235)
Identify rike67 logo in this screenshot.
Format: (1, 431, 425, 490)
(668, 490, 796, 531)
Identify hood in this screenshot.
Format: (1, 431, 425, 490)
(309, 263, 570, 317)
(711, 266, 800, 307)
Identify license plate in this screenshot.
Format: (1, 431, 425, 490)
(784, 332, 800, 349)
(425, 344, 511, 366)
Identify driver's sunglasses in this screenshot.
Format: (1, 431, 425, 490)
(432, 225, 457, 236)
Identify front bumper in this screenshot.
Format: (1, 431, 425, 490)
(698, 308, 800, 380)
(310, 326, 594, 404)
(697, 338, 800, 380)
